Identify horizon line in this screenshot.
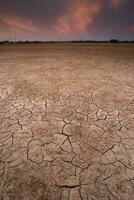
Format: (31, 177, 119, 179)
(0, 39, 134, 44)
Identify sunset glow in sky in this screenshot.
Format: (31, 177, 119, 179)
(0, 0, 133, 41)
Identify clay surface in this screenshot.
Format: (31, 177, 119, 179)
(0, 44, 134, 200)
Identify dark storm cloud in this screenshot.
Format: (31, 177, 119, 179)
(0, 0, 133, 40)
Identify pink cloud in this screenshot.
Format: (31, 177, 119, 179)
(0, 12, 40, 34)
(110, 0, 122, 9)
(55, 0, 102, 34)
(55, 0, 123, 35)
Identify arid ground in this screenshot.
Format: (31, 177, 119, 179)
(0, 43, 134, 200)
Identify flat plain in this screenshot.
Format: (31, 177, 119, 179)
(0, 43, 134, 200)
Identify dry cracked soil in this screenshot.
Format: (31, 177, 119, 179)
(0, 43, 134, 200)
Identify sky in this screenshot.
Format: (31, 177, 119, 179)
(0, 0, 134, 41)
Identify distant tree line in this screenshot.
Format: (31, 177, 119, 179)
(0, 39, 134, 45)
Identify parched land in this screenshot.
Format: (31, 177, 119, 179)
(0, 43, 134, 200)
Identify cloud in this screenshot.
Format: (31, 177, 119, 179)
(0, 31, 8, 38)
(54, 0, 124, 35)
(128, 25, 134, 33)
(0, 0, 131, 40)
(0, 12, 40, 34)
(110, 0, 122, 9)
(55, 0, 102, 34)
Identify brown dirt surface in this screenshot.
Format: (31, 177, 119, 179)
(0, 43, 134, 200)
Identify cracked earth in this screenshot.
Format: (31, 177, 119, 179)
(0, 44, 134, 199)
